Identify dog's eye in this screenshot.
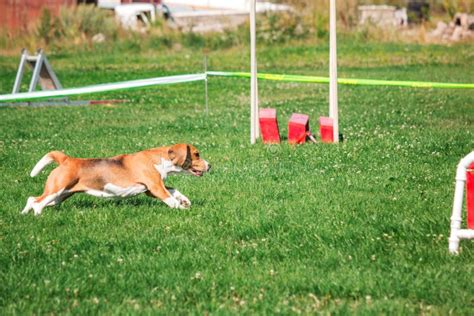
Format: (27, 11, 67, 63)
(195, 153, 200, 158)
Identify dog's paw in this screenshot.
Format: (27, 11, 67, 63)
(163, 196, 188, 209)
(178, 197, 191, 209)
(21, 197, 36, 215)
(169, 189, 191, 209)
(33, 204, 43, 216)
(177, 203, 188, 210)
(175, 194, 191, 208)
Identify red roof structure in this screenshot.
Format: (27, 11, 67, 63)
(0, 0, 76, 32)
(0, 0, 161, 33)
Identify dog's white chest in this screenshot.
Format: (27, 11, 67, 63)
(154, 158, 182, 179)
(86, 183, 147, 198)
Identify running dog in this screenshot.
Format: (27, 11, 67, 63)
(21, 144, 210, 216)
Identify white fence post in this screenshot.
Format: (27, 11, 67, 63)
(329, 0, 339, 143)
(250, 0, 258, 144)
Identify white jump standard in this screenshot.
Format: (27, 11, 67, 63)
(247, 0, 340, 144)
(448, 151, 474, 254)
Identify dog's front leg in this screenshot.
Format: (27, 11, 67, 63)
(167, 188, 191, 209)
(146, 185, 184, 209)
(142, 172, 186, 209)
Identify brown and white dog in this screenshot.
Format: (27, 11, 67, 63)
(22, 144, 210, 216)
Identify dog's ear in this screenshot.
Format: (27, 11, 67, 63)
(168, 147, 177, 161)
(168, 144, 192, 169)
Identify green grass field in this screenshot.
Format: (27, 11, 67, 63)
(1, 40, 473, 314)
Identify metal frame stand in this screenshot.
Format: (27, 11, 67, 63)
(12, 49, 63, 94)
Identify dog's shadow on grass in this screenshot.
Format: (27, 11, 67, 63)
(55, 195, 207, 212)
(57, 196, 159, 212)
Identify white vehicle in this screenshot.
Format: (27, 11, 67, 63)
(114, 4, 156, 30)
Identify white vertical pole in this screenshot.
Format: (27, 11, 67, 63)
(329, 0, 339, 143)
(250, 0, 258, 144)
(204, 55, 209, 116)
(255, 75, 260, 139)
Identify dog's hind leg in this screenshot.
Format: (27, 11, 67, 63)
(23, 167, 77, 216)
(22, 189, 75, 215)
(48, 190, 75, 206)
(21, 197, 37, 215)
(32, 189, 65, 216)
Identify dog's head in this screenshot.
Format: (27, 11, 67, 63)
(168, 144, 210, 176)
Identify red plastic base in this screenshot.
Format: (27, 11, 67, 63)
(259, 108, 280, 144)
(288, 113, 309, 144)
(467, 163, 474, 229)
(319, 116, 334, 143)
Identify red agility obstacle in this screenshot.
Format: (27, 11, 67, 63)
(259, 108, 280, 144)
(319, 116, 335, 143)
(288, 113, 310, 144)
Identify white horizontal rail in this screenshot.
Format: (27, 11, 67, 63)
(0, 73, 206, 103)
(456, 229, 474, 239)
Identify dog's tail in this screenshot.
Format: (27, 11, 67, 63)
(30, 151, 68, 177)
